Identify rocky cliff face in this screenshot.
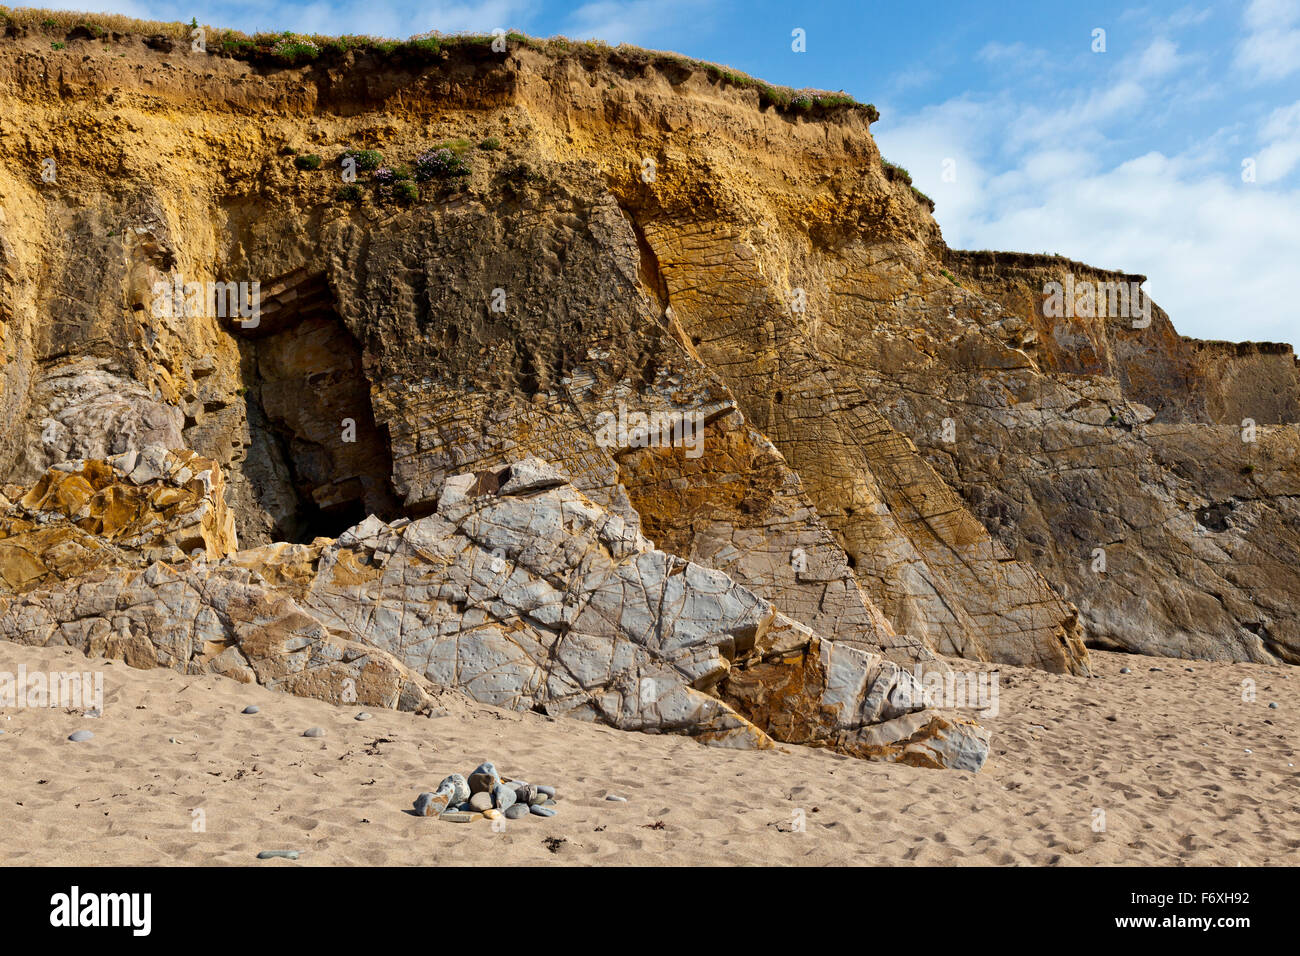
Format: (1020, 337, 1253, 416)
(0, 23, 1296, 757)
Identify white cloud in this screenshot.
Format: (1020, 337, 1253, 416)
(1236, 0, 1300, 82)
(877, 88, 1300, 346)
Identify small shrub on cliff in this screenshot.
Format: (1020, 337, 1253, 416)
(342, 149, 383, 171)
(293, 153, 323, 170)
(478, 137, 501, 151)
(336, 184, 363, 201)
(412, 148, 471, 181)
(393, 181, 420, 203)
(272, 34, 320, 64)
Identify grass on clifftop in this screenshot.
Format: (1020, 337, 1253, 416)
(0, 6, 879, 122)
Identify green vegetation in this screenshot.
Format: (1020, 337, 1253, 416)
(271, 34, 320, 64)
(336, 184, 363, 201)
(881, 159, 935, 211)
(940, 269, 960, 286)
(478, 137, 501, 151)
(341, 149, 383, 171)
(412, 147, 470, 181)
(2, 9, 879, 123)
(393, 180, 420, 203)
(50, 40, 63, 49)
(293, 153, 323, 170)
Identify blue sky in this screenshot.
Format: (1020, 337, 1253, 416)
(51, 0, 1300, 345)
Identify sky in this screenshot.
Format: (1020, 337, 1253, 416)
(39, 0, 1300, 346)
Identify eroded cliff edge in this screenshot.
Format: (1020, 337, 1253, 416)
(0, 23, 1296, 735)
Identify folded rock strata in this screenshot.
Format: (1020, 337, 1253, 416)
(0, 455, 988, 768)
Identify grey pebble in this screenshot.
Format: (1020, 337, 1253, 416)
(414, 791, 449, 817)
(1269, 702, 1279, 709)
(469, 792, 493, 812)
(242, 705, 260, 715)
(354, 712, 373, 721)
(1149, 667, 1163, 672)
(303, 727, 325, 738)
(67, 730, 94, 742)
(504, 804, 530, 820)
(256, 850, 300, 860)
(605, 794, 627, 802)
(1119, 668, 1131, 674)
(529, 792, 549, 806)
(439, 811, 476, 823)
(529, 805, 556, 818)
(492, 783, 517, 811)
(536, 785, 556, 797)
(439, 774, 470, 804)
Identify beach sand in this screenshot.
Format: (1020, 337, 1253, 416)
(0, 642, 1295, 865)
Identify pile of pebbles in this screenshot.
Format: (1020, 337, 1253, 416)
(415, 761, 558, 823)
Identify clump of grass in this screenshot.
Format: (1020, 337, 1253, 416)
(50, 40, 64, 49)
(272, 34, 319, 64)
(940, 268, 960, 286)
(881, 159, 913, 186)
(393, 180, 419, 203)
(293, 153, 322, 170)
(1242, 463, 1257, 475)
(881, 159, 935, 211)
(3, 7, 192, 37)
(336, 184, 362, 201)
(478, 137, 501, 151)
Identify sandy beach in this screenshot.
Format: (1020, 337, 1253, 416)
(1, 642, 1294, 866)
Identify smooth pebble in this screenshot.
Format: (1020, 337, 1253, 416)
(492, 783, 517, 811)
(67, 730, 93, 742)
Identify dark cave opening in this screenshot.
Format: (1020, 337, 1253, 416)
(232, 270, 402, 544)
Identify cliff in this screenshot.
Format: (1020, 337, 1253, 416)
(1, 15, 1297, 757)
